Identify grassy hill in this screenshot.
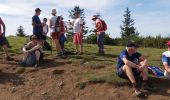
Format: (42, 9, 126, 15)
(0, 36, 169, 99)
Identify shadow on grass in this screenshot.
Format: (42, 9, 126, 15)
(0, 71, 24, 86)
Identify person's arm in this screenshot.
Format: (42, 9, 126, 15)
(32, 17, 44, 27)
(22, 42, 32, 52)
(163, 63, 170, 72)
(27, 43, 41, 53)
(0, 18, 6, 36)
(162, 55, 170, 72)
(122, 58, 139, 68)
(46, 25, 49, 34)
(79, 19, 84, 33)
(96, 20, 103, 31)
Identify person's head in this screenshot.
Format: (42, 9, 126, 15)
(126, 41, 139, 54)
(91, 15, 98, 21)
(166, 41, 170, 50)
(43, 18, 47, 23)
(74, 12, 80, 18)
(51, 9, 57, 16)
(35, 8, 41, 16)
(30, 35, 38, 43)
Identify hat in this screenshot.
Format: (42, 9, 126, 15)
(51, 9, 57, 14)
(35, 8, 41, 12)
(30, 35, 38, 41)
(126, 41, 139, 48)
(91, 15, 98, 20)
(166, 41, 170, 46)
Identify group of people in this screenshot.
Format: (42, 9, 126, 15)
(116, 40, 170, 97)
(1, 8, 170, 98)
(0, 8, 107, 67)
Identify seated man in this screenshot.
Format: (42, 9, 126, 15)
(19, 35, 44, 67)
(117, 41, 154, 97)
(162, 41, 170, 79)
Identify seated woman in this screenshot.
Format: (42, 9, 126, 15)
(162, 41, 170, 79)
(19, 35, 44, 67)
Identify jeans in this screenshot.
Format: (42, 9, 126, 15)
(97, 32, 105, 52)
(59, 34, 67, 50)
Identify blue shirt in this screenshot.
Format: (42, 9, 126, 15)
(32, 15, 43, 34)
(162, 51, 170, 66)
(117, 50, 141, 69)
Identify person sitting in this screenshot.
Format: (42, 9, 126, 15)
(116, 41, 155, 97)
(162, 40, 170, 79)
(19, 35, 44, 67)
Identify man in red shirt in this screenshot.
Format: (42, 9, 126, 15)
(0, 17, 12, 60)
(91, 15, 107, 54)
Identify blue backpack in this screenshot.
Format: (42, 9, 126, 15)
(147, 66, 164, 77)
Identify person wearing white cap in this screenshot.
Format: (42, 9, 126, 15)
(49, 9, 63, 58)
(162, 40, 170, 79)
(91, 15, 107, 55)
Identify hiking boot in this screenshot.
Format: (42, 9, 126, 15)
(6, 56, 13, 61)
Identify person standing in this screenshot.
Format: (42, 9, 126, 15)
(73, 12, 84, 55)
(91, 15, 107, 55)
(49, 9, 63, 57)
(0, 17, 12, 61)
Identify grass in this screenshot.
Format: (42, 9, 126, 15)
(0, 36, 167, 86)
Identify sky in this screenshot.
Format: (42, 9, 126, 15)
(0, 0, 170, 38)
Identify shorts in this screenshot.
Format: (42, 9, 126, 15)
(117, 67, 141, 80)
(34, 33, 46, 40)
(73, 33, 83, 45)
(51, 32, 60, 40)
(0, 36, 7, 46)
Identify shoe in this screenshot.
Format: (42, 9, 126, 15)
(34, 62, 39, 68)
(135, 89, 143, 97)
(18, 61, 26, 66)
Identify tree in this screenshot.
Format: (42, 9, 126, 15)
(120, 8, 139, 39)
(16, 25, 25, 37)
(68, 6, 89, 38)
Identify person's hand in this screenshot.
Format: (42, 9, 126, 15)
(41, 23, 46, 26)
(138, 65, 145, 71)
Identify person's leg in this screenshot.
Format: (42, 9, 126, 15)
(97, 32, 105, 54)
(97, 34, 100, 53)
(122, 65, 136, 84)
(34, 50, 40, 67)
(73, 33, 79, 53)
(79, 33, 83, 54)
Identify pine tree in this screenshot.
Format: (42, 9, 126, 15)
(68, 6, 89, 38)
(16, 25, 25, 37)
(120, 8, 139, 39)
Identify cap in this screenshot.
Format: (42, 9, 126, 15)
(30, 35, 38, 41)
(166, 41, 170, 46)
(91, 15, 98, 20)
(51, 9, 57, 14)
(126, 41, 139, 48)
(35, 8, 41, 12)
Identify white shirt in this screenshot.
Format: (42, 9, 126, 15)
(50, 16, 58, 33)
(43, 24, 48, 35)
(73, 18, 84, 33)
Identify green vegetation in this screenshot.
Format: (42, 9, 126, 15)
(0, 36, 166, 86)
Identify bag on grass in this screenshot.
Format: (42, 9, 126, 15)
(147, 66, 164, 77)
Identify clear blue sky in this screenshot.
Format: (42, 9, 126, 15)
(0, 0, 170, 37)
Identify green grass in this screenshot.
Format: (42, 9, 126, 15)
(0, 36, 167, 86)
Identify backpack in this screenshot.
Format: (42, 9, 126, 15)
(55, 17, 61, 32)
(100, 19, 107, 31)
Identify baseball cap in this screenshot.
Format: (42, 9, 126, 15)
(51, 9, 57, 14)
(166, 41, 170, 46)
(126, 41, 139, 48)
(35, 8, 41, 12)
(91, 15, 98, 20)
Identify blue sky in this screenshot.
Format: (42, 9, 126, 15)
(0, 0, 170, 37)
